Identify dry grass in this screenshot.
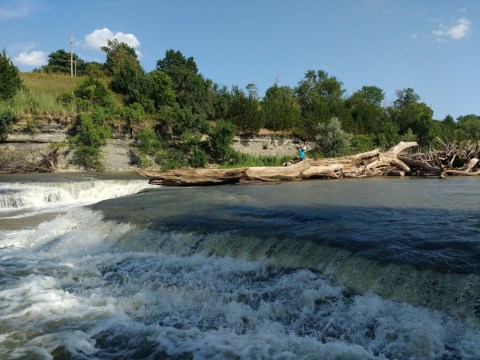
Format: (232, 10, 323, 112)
(20, 72, 84, 96)
(0, 73, 122, 118)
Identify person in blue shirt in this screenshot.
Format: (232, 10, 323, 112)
(298, 144, 307, 161)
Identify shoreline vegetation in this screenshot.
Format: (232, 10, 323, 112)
(1, 47, 479, 178)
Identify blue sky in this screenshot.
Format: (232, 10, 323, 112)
(1, 0, 478, 120)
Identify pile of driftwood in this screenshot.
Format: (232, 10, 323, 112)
(0, 147, 59, 174)
(140, 141, 480, 186)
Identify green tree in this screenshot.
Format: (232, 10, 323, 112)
(71, 112, 111, 170)
(102, 39, 138, 76)
(0, 49, 22, 101)
(145, 70, 176, 109)
(37, 49, 86, 75)
(74, 76, 115, 109)
(390, 88, 434, 145)
(314, 117, 353, 157)
(263, 84, 300, 131)
(0, 109, 15, 140)
(346, 86, 386, 134)
(457, 114, 480, 146)
(84, 62, 106, 78)
(227, 86, 264, 136)
(295, 70, 349, 139)
(440, 115, 456, 142)
(156, 49, 210, 116)
(208, 120, 236, 162)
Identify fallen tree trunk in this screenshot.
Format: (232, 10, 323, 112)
(139, 141, 480, 186)
(139, 142, 414, 186)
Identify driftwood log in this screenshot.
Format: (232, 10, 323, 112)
(0, 147, 59, 174)
(139, 141, 480, 186)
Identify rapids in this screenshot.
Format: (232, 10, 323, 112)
(1, 174, 480, 359)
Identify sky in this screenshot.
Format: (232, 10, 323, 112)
(1, 0, 478, 120)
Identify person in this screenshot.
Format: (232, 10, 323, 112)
(298, 144, 306, 161)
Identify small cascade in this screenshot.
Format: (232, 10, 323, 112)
(0, 179, 153, 210)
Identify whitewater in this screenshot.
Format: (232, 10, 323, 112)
(1, 173, 480, 359)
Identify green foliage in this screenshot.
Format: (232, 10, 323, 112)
(145, 70, 176, 109)
(208, 120, 236, 162)
(37, 49, 86, 75)
(119, 102, 145, 134)
(190, 149, 209, 168)
(102, 39, 138, 76)
(84, 62, 106, 78)
(0, 49, 22, 101)
(227, 86, 264, 136)
(57, 91, 75, 105)
(457, 114, 480, 145)
(155, 148, 189, 170)
(294, 70, 350, 139)
(135, 127, 161, 155)
(221, 152, 291, 168)
(351, 134, 376, 152)
(71, 112, 111, 170)
(156, 49, 210, 116)
(0, 109, 15, 140)
(110, 57, 145, 104)
(314, 117, 353, 157)
(346, 86, 386, 134)
(74, 76, 115, 109)
(263, 84, 300, 131)
(376, 120, 400, 149)
(390, 87, 434, 145)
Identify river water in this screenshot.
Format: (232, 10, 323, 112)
(1, 173, 480, 359)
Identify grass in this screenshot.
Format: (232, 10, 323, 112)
(0, 73, 123, 118)
(220, 152, 293, 168)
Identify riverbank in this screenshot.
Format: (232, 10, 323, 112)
(1, 119, 300, 173)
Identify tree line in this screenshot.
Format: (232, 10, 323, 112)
(1, 43, 479, 170)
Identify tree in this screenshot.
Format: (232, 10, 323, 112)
(208, 120, 236, 162)
(294, 70, 350, 139)
(346, 86, 386, 134)
(314, 117, 353, 157)
(102, 39, 138, 76)
(0, 49, 22, 101)
(245, 83, 259, 100)
(37, 49, 86, 75)
(457, 114, 480, 146)
(263, 84, 300, 131)
(390, 88, 434, 145)
(156, 49, 210, 116)
(74, 76, 115, 109)
(71, 112, 111, 170)
(145, 70, 176, 109)
(227, 86, 264, 136)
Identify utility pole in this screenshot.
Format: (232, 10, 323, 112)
(70, 32, 74, 77)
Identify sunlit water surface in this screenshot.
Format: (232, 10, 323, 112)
(1, 174, 480, 359)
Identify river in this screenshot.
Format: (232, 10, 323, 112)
(1, 173, 479, 359)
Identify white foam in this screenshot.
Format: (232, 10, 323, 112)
(0, 179, 153, 210)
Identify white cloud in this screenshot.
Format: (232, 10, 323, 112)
(14, 50, 48, 67)
(433, 17, 471, 40)
(0, 2, 32, 19)
(83, 28, 141, 55)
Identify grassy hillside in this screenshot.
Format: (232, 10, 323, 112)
(0, 73, 121, 118)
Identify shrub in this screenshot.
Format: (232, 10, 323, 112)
(135, 127, 161, 155)
(0, 49, 22, 101)
(314, 117, 353, 157)
(189, 148, 208, 168)
(208, 120, 236, 162)
(70, 113, 111, 170)
(351, 134, 376, 153)
(0, 109, 15, 140)
(74, 76, 114, 109)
